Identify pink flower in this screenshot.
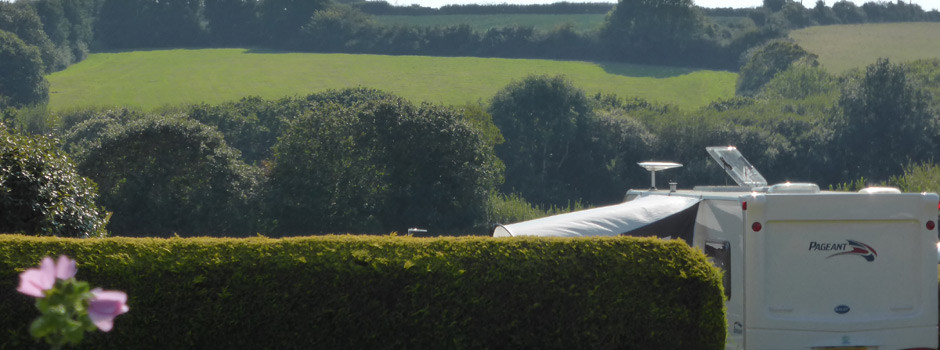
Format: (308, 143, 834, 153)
(17, 256, 77, 298)
(88, 288, 129, 332)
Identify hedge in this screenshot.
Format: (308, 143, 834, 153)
(0, 235, 725, 349)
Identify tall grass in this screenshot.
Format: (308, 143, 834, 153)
(487, 192, 585, 230)
(790, 23, 940, 73)
(829, 162, 940, 193)
(890, 163, 940, 193)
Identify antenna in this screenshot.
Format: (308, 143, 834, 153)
(638, 162, 683, 190)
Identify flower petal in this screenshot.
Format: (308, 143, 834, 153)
(88, 288, 129, 332)
(16, 257, 57, 298)
(55, 255, 77, 280)
(16, 269, 52, 297)
(88, 311, 115, 332)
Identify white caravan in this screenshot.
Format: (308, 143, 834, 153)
(493, 146, 939, 350)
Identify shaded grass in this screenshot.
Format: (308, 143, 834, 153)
(790, 22, 940, 73)
(46, 48, 736, 111)
(373, 14, 607, 33)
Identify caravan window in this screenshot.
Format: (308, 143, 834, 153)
(704, 240, 731, 299)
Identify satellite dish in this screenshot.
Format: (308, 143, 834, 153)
(638, 162, 682, 190)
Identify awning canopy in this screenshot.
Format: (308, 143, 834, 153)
(492, 195, 701, 242)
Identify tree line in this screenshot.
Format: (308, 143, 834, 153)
(353, 1, 615, 15)
(3, 55, 938, 238)
(3, 0, 940, 108)
(3, 88, 504, 237)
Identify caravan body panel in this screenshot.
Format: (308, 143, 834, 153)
(742, 192, 938, 349)
(628, 190, 939, 350)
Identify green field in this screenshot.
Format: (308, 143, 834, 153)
(790, 22, 940, 73)
(46, 48, 736, 111)
(373, 14, 607, 33)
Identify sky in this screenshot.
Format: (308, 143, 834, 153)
(387, 0, 940, 11)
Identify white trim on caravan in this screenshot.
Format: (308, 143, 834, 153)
(494, 146, 940, 350)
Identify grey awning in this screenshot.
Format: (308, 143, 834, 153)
(492, 195, 701, 241)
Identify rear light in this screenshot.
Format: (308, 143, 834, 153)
(928, 221, 936, 230)
(742, 201, 747, 211)
(751, 222, 762, 232)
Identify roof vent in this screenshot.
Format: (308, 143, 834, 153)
(706, 146, 767, 188)
(858, 187, 901, 194)
(768, 182, 820, 194)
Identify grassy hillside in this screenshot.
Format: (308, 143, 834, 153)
(790, 22, 940, 73)
(46, 48, 736, 111)
(373, 14, 607, 33)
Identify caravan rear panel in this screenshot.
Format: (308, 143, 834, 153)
(743, 193, 938, 349)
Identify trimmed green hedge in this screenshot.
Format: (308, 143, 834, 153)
(0, 235, 725, 349)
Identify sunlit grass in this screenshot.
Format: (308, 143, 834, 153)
(47, 48, 736, 111)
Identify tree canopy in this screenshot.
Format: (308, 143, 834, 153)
(73, 115, 263, 237)
(0, 30, 48, 108)
(269, 96, 501, 235)
(600, 0, 711, 64)
(833, 58, 936, 180)
(736, 40, 819, 96)
(0, 126, 108, 237)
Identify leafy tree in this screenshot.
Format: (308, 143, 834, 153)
(60, 108, 142, 155)
(812, 0, 840, 24)
(74, 115, 263, 237)
(600, 0, 709, 64)
(204, 0, 261, 45)
(268, 103, 377, 234)
(736, 40, 818, 96)
(425, 24, 479, 56)
(479, 26, 537, 58)
(59, 0, 95, 61)
(577, 111, 655, 203)
(304, 86, 398, 106)
(538, 23, 593, 60)
(30, 0, 70, 61)
(758, 63, 836, 100)
(0, 125, 108, 237)
(832, 58, 936, 181)
(780, 1, 814, 28)
(269, 96, 501, 235)
(96, 0, 205, 48)
(365, 100, 502, 233)
(186, 98, 286, 164)
(832, 0, 866, 23)
(301, 5, 377, 52)
(0, 2, 59, 72)
(489, 75, 591, 206)
(0, 30, 49, 108)
(456, 102, 504, 149)
(259, 0, 330, 46)
(763, 0, 786, 12)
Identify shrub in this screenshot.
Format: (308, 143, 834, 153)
(0, 235, 726, 349)
(736, 40, 818, 97)
(0, 127, 108, 237)
(73, 115, 263, 237)
(269, 98, 502, 235)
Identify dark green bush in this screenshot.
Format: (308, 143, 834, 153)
(73, 115, 263, 237)
(0, 235, 725, 349)
(0, 127, 108, 238)
(269, 97, 502, 235)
